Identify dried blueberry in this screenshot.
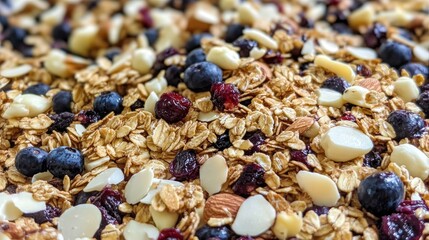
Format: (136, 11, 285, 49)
(23, 204, 61, 224)
(15, 147, 48, 177)
(165, 65, 183, 87)
(320, 76, 350, 93)
(52, 22, 72, 42)
(144, 28, 158, 47)
(233, 39, 258, 58)
(53, 90, 73, 113)
(232, 163, 265, 197)
(262, 50, 284, 64)
(379, 41, 412, 69)
(153, 48, 180, 75)
(305, 205, 330, 216)
(387, 110, 425, 140)
(214, 131, 232, 151)
(184, 62, 223, 92)
(380, 213, 423, 240)
(185, 48, 206, 68)
(76, 110, 100, 127)
(416, 91, 429, 118)
(130, 99, 145, 111)
(4, 27, 28, 50)
(290, 145, 313, 169)
(48, 112, 75, 133)
(358, 172, 404, 217)
(195, 226, 233, 240)
(225, 24, 245, 43)
(155, 92, 191, 123)
(244, 131, 266, 155)
(356, 64, 372, 77)
(23, 83, 50, 95)
(400, 63, 429, 80)
(364, 23, 387, 49)
(158, 228, 184, 240)
(74, 190, 98, 205)
(104, 48, 121, 61)
(363, 150, 382, 168)
(210, 82, 240, 111)
(169, 150, 199, 181)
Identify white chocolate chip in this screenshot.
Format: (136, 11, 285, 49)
(32, 171, 53, 183)
(149, 206, 179, 230)
(391, 144, 429, 180)
(145, 77, 168, 95)
(144, 91, 159, 115)
(394, 77, 420, 102)
(198, 111, 219, 122)
(314, 55, 356, 83)
(237, 2, 259, 25)
(125, 168, 154, 204)
(320, 126, 373, 162)
(301, 39, 316, 56)
(200, 155, 228, 195)
(345, 46, 377, 60)
(220, 0, 239, 10)
(318, 39, 339, 54)
(123, 220, 159, 240)
(84, 167, 124, 192)
(40, 4, 66, 25)
(108, 15, 124, 45)
(413, 45, 429, 62)
(0, 64, 32, 78)
(85, 156, 110, 172)
(58, 204, 101, 240)
(343, 86, 371, 108)
(12, 192, 46, 214)
(317, 88, 344, 108)
(243, 29, 278, 50)
(296, 171, 340, 207)
(271, 211, 303, 240)
(69, 25, 99, 56)
(231, 195, 276, 236)
(347, 4, 375, 29)
(207, 46, 240, 70)
(140, 179, 183, 204)
(2, 94, 51, 119)
(131, 48, 156, 75)
(0, 193, 22, 221)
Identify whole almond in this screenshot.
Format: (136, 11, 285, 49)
(286, 117, 315, 134)
(203, 193, 245, 222)
(357, 78, 381, 91)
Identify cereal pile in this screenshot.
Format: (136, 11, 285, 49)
(0, 0, 429, 239)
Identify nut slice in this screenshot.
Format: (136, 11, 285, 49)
(393, 77, 420, 102)
(315, 55, 355, 83)
(200, 155, 228, 195)
(12, 192, 46, 214)
(123, 220, 159, 240)
(125, 168, 154, 204)
(391, 144, 429, 180)
(0, 193, 22, 221)
(149, 206, 179, 230)
(0, 64, 32, 78)
(203, 193, 244, 221)
(84, 167, 124, 192)
(140, 179, 184, 204)
(317, 88, 344, 108)
(345, 46, 377, 60)
(296, 171, 340, 207)
(58, 204, 101, 240)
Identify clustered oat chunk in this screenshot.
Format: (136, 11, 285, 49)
(0, 0, 429, 239)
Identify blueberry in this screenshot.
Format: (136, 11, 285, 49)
(362, 150, 382, 168)
(416, 91, 429, 117)
(52, 22, 72, 42)
(195, 226, 233, 240)
(165, 65, 183, 87)
(185, 48, 206, 68)
(4, 27, 28, 49)
(15, 147, 48, 177)
(53, 90, 73, 113)
(379, 41, 412, 69)
(398, 28, 413, 41)
(400, 63, 429, 80)
(320, 76, 350, 93)
(224, 24, 245, 43)
(363, 23, 387, 49)
(93, 91, 124, 118)
(387, 110, 425, 140)
(0, 15, 9, 30)
(143, 28, 158, 47)
(23, 204, 61, 224)
(332, 23, 353, 34)
(358, 172, 404, 217)
(214, 131, 232, 150)
(184, 62, 223, 92)
(233, 39, 258, 58)
(23, 83, 50, 95)
(153, 48, 180, 75)
(104, 48, 121, 61)
(47, 146, 84, 179)
(185, 33, 211, 53)
(130, 99, 145, 111)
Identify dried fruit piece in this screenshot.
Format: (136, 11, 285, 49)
(169, 150, 199, 181)
(387, 110, 425, 140)
(380, 213, 423, 240)
(232, 163, 265, 197)
(210, 83, 240, 111)
(155, 92, 192, 124)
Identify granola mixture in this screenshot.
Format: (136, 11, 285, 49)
(0, 0, 429, 239)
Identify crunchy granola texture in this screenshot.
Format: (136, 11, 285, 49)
(0, 0, 429, 239)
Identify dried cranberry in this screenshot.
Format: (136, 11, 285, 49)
(23, 204, 61, 224)
(232, 163, 265, 197)
(214, 131, 232, 151)
(380, 213, 423, 240)
(363, 151, 382, 168)
(139, 7, 153, 28)
(76, 110, 100, 127)
(305, 205, 330, 216)
(262, 50, 284, 64)
(48, 112, 74, 133)
(364, 23, 387, 49)
(155, 92, 192, 124)
(244, 131, 266, 155)
(396, 200, 429, 214)
(341, 112, 356, 122)
(153, 48, 180, 75)
(236, 237, 255, 240)
(90, 187, 124, 237)
(290, 145, 313, 169)
(158, 228, 184, 240)
(210, 83, 240, 111)
(130, 99, 145, 111)
(356, 64, 372, 77)
(299, 13, 314, 28)
(169, 150, 199, 181)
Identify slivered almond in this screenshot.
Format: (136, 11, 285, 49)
(357, 78, 381, 91)
(286, 117, 315, 134)
(203, 193, 245, 222)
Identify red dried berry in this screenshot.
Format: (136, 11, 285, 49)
(48, 112, 74, 133)
(169, 150, 199, 181)
(139, 7, 153, 28)
(396, 200, 429, 214)
(244, 131, 266, 155)
(23, 204, 61, 224)
(380, 213, 424, 240)
(232, 163, 265, 197)
(155, 92, 192, 124)
(158, 228, 184, 240)
(236, 237, 255, 240)
(341, 112, 356, 122)
(76, 110, 100, 127)
(210, 83, 240, 111)
(290, 145, 313, 169)
(262, 50, 284, 64)
(305, 205, 330, 216)
(356, 64, 372, 77)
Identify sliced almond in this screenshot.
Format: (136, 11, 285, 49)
(12, 192, 46, 214)
(0, 64, 32, 78)
(40, 4, 66, 25)
(296, 171, 340, 207)
(144, 91, 159, 115)
(347, 4, 375, 29)
(391, 144, 429, 180)
(345, 46, 377, 60)
(318, 39, 339, 54)
(125, 168, 154, 204)
(69, 25, 99, 56)
(140, 179, 183, 204)
(237, 2, 259, 25)
(320, 126, 373, 162)
(123, 220, 159, 240)
(243, 29, 278, 50)
(58, 204, 101, 240)
(317, 88, 344, 108)
(314, 55, 355, 83)
(0, 193, 22, 221)
(249, 47, 267, 59)
(303, 121, 320, 139)
(200, 155, 228, 195)
(108, 14, 124, 45)
(85, 156, 110, 171)
(84, 167, 124, 192)
(357, 78, 381, 91)
(145, 77, 167, 95)
(272, 211, 303, 240)
(301, 39, 316, 56)
(232, 195, 276, 236)
(32, 171, 54, 183)
(413, 45, 429, 62)
(198, 111, 219, 122)
(14, 94, 51, 117)
(376, 9, 413, 27)
(131, 48, 156, 75)
(207, 46, 240, 70)
(149, 206, 179, 230)
(75, 124, 86, 137)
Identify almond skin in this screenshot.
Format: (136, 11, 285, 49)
(357, 78, 381, 91)
(286, 117, 315, 134)
(203, 193, 245, 222)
